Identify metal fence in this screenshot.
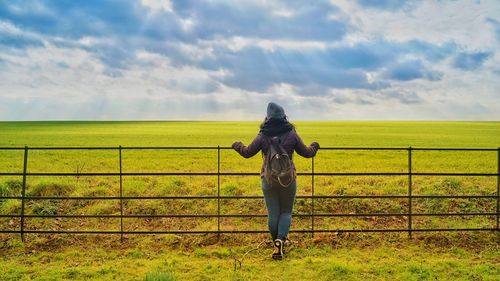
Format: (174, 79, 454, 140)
(0, 146, 498, 241)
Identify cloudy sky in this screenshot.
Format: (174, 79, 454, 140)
(0, 0, 499, 120)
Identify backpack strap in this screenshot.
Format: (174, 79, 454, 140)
(278, 130, 292, 144)
(262, 130, 292, 154)
(274, 130, 292, 156)
(262, 133, 272, 146)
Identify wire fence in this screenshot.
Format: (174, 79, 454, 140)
(0, 146, 498, 241)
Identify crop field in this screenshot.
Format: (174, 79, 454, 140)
(0, 121, 499, 281)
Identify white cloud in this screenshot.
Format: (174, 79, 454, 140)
(335, 0, 500, 51)
(141, 0, 173, 13)
(219, 36, 328, 52)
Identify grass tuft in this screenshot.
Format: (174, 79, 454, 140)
(144, 271, 178, 281)
(28, 182, 74, 197)
(30, 200, 58, 215)
(0, 180, 22, 204)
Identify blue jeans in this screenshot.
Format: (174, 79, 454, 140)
(261, 177, 297, 241)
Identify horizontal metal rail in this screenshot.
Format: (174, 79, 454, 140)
(0, 145, 498, 240)
(0, 146, 497, 151)
(0, 228, 496, 235)
(0, 172, 497, 177)
(0, 195, 496, 200)
(0, 212, 497, 218)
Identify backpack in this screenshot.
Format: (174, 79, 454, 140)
(263, 131, 296, 187)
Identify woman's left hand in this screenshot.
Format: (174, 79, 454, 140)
(232, 141, 243, 150)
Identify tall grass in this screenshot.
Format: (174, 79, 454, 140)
(0, 121, 498, 236)
(144, 271, 177, 281)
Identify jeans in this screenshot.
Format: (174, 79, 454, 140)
(261, 177, 297, 241)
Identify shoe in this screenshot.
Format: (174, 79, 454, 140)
(272, 239, 284, 260)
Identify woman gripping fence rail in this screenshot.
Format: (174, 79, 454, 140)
(232, 102, 320, 260)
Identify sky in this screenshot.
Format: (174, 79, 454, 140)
(0, 0, 499, 121)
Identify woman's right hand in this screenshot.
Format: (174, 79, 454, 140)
(311, 142, 320, 150)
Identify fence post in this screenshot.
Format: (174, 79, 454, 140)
(496, 147, 499, 231)
(217, 145, 221, 240)
(311, 156, 315, 238)
(408, 146, 413, 239)
(20, 146, 28, 242)
(119, 145, 124, 242)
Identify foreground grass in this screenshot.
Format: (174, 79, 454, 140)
(0, 233, 498, 281)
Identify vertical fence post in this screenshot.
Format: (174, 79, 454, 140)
(20, 146, 28, 242)
(217, 145, 221, 241)
(408, 146, 413, 239)
(119, 145, 124, 242)
(496, 147, 499, 231)
(311, 156, 315, 238)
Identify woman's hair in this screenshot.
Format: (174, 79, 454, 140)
(259, 116, 295, 136)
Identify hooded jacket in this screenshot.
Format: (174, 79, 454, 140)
(232, 130, 319, 177)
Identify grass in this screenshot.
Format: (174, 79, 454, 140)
(0, 234, 498, 280)
(0, 121, 499, 280)
(144, 271, 177, 281)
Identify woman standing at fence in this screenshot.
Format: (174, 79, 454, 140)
(232, 102, 320, 260)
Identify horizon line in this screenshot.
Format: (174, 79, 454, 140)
(1, 120, 500, 123)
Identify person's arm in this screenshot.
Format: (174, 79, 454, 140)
(294, 132, 320, 158)
(232, 134, 263, 158)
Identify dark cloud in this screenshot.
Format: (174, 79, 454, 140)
(171, 0, 347, 41)
(0, 30, 43, 48)
(200, 46, 394, 93)
(0, 0, 152, 38)
(452, 52, 491, 71)
(324, 44, 394, 70)
(357, 0, 416, 11)
(0, 0, 347, 42)
(383, 60, 442, 81)
(330, 89, 422, 105)
(486, 18, 500, 41)
(186, 40, 452, 93)
(0, 1, 474, 98)
(401, 40, 457, 62)
(382, 91, 421, 104)
(0, 0, 349, 77)
(96, 44, 133, 70)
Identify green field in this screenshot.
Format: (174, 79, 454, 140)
(0, 121, 499, 280)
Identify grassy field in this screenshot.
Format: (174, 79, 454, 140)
(0, 121, 499, 280)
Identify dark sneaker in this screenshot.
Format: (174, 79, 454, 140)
(272, 239, 284, 260)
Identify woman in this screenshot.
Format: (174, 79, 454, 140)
(232, 102, 320, 260)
